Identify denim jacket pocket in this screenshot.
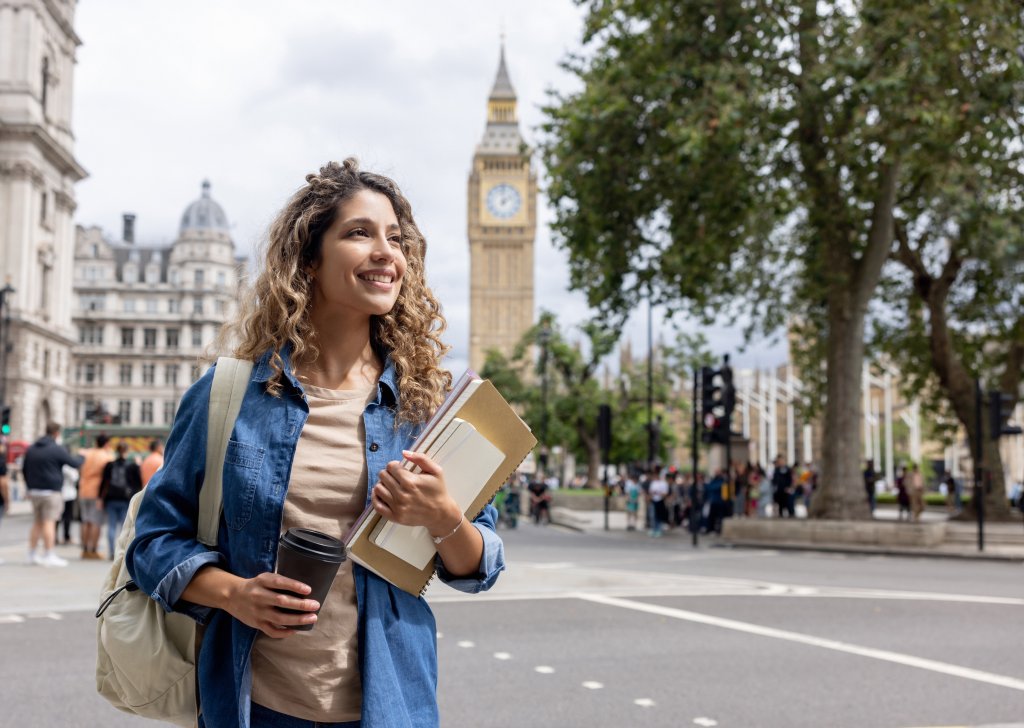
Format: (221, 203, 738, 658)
(221, 439, 265, 530)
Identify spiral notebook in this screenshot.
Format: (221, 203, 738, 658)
(343, 374, 536, 596)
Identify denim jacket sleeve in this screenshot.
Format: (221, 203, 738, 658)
(126, 368, 226, 624)
(434, 502, 505, 593)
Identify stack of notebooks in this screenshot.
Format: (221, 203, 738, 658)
(343, 370, 536, 596)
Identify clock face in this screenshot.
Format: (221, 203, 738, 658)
(485, 183, 522, 219)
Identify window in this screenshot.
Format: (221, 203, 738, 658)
(165, 364, 179, 386)
(216, 271, 226, 287)
(191, 326, 202, 347)
(118, 400, 131, 424)
(81, 294, 105, 311)
(79, 325, 103, 345)
(43, 349, 50, 377)
(124, 265, 138, 284)
(143, 328, 157, 349)
(168, 298, 181, 314)
(215, 299, 226, 316)
(191, 364, 201, 382)
(142, 363, 155, 385)
(170, 269, 180, 286)
(41, 57, 49, 113)
(146, 266, 160, 284)
(84, 362, 99, 384)
(141, 400, 154, 424)
(166, 328, 179, 349)
(40, 190, 48, 226)
(119, 363, 132, 384)
(121, 327, 134, 349)
(192, 298, 203, 315)
(123, 298, 136, 313)
(146, 298, 158, 313)
(164, 400, 176, 424)
(194, 269, 205, 287)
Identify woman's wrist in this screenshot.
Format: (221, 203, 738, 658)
(428, 502, 463, 539)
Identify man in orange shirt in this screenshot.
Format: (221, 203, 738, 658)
(140, 439, 163, 487)
(78, 433, 113, 559)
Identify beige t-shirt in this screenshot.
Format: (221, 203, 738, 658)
(250, 383, 373, 722)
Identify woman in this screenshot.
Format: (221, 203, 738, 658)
(127, 160, 504, 728)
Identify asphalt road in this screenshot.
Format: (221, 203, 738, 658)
(2, 513, 1023, 727)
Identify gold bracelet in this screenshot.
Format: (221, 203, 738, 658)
(431, 515, 465, 545)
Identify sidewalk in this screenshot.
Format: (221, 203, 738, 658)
(549, 505, 1024, 562)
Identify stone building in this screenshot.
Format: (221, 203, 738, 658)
(0, 0, 87, 440)
(71, 181, 245, 429)
(467, 43, 537, 372)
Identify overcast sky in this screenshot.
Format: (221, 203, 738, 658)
(71, 0, 787, 376)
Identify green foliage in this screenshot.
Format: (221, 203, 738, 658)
(541, 0, 1024, 513)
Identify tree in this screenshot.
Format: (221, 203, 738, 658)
(482, 312, 619, 486)
(540, 0, 1024, 518)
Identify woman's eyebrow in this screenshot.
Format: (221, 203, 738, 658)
(340, 217, 401, 232)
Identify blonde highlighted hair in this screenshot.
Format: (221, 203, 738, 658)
(219, 158, 451, 424)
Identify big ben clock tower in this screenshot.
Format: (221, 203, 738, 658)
(467, 43, 537, 372)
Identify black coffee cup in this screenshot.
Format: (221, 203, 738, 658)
(274, 528, 346, 631)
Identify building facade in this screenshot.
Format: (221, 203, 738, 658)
(467, 44, 537, 372)
(0, 0, 87, 440)
(71, 181, 245, 431)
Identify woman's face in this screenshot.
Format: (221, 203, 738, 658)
(310, 189, 408, 321)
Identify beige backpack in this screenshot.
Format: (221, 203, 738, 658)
(95, 357, 252, 726)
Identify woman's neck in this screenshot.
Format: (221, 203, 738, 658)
(297, 317, 382, 391)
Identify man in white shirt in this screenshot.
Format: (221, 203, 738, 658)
(647, 468, 670, 537)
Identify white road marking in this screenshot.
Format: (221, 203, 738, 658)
(576, 593, 1024, 693)
(534, 665, 555, 674)
(581, 681, 603, 690)
(0, 615, 25, 624)
(634, 698, 655, 707)
(527, 562, 576, 570)
(693, 718, 718, 726)
(27, 612, 62, 620)
(493, 652, 512, 660)
(456, 640, 474, 648)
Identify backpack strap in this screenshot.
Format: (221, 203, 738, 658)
(197, 357, 254, 547)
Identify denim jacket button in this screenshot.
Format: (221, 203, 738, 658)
(369, 442, 379, 452)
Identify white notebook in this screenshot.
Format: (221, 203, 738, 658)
(370, 417, 506, 569)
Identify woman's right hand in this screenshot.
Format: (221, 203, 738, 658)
(183, 566, 319, 639)
(226, 572, 320, 638)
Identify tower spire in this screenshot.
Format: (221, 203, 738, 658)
(489, 39, 516, 102)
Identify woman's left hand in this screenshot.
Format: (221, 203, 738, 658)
(372, 450, 462, 536)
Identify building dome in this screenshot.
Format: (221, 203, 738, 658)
(179, 180, 229, 235)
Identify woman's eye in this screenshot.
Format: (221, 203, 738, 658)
(389, 236, 403, 247)
(348, 228, 368, 238)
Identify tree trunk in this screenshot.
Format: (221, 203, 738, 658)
(902, 242, 1012, 519)
(578, 422, 602, 488)
(812, 295, 873, 520)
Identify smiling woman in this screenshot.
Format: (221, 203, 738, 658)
(126, 159, 506, 728)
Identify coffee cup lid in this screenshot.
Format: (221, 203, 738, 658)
(280, 528, 347, 562)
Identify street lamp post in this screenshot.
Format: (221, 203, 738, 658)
(538, 320, 551, 478)
(646, 290, 655, 471)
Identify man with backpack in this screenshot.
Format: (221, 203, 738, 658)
(99, 442, 142, 560)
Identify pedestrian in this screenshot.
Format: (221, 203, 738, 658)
(528, 477, 552, 524)
(703, 470, 726, 534)
(863, 458, 877, 514)
(140, 439, 164, 487)
(771, 455, 794, 518)
(78, 433, 113, 559)
(895, 466, 910, 521)
(908, 463, 925, 522)
(0, 437, 8, 562)
(127, 159, 504, 728)
(57, 460, 79, 545)
(22, 421, 84, 567)
(100, 441, 142, 559)
(647, 467, 669, 537)
(624, 475, 640, 531)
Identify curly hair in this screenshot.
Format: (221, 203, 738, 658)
(217, 158, 451, 424)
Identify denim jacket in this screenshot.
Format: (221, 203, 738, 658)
(127, 350, 505, 728)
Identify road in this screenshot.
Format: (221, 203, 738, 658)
(2, 512, 1023, 727)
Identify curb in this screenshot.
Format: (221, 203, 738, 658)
(717, 539, 1024, 563)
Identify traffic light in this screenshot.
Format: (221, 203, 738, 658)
(700, 361, 736, 445)
(989, 390, 1022, 440)
(597, 404, 612, 453)
(1, 405, 10, 436)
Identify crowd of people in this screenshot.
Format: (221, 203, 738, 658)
(0, 426, 163, 566)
